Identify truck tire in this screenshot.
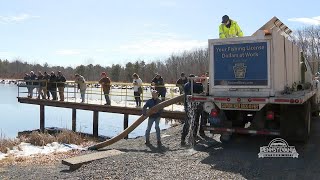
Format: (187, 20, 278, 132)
(312, 111, 319, 117)
(252, 109, 265, 130)
(220, 133, 232, 143)
(280, 101, 311, 142)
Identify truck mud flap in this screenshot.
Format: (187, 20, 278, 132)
(280, 102, 311, 142)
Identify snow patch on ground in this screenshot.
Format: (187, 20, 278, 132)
(0, 142, 84, 161)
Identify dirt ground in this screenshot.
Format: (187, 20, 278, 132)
(1, 119, 320, 180)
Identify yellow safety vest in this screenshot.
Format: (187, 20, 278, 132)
(219, 20, 243, 38)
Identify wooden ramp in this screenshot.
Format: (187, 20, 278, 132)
(87, 95, 184, 150)
(62, 95, 184, 170)
(62, 149, 123, 170)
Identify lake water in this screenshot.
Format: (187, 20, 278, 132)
(0, 84, 175, 139)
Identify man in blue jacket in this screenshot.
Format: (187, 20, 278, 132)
(142, 90, 163, 147)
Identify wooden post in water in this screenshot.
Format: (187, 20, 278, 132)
(40, 105, 45, 133)
(93, 111, 99, 138)
(72, 108, 76, 132)
(124, 114, 129, 139)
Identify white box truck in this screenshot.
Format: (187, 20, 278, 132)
(188, 17, 320, 142)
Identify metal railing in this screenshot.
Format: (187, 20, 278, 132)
(17, 80, 183, 110)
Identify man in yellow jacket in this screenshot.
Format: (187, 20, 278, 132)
(219, 15, 243, 38)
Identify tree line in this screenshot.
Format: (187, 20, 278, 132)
(1, 26, 319, 82)
(0, 48, 208, 83)
(294, 26, 320, 73)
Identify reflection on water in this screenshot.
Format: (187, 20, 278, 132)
(0, 84, 173, 139)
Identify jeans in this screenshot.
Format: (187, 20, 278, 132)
(134, 91, 141, 106)
(80, 89, 86, 102)
(145, 117, 161, 142)
(104, 90, 111, 105)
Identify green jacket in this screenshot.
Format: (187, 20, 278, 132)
(219, 20, 243, 38)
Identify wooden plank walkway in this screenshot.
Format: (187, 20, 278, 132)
(62, 149, 123, 170)
(17, 97, 185, 138)
(17, 97, 185, 119)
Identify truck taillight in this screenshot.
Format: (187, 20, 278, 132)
(266, 111, 274, 120)
(210, 109, 219, 118)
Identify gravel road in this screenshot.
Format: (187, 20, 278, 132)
(1, 118, 320, 180)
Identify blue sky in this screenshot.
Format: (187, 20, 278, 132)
(0, 0, 319, 67)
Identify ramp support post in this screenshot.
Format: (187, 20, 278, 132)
(93, 111, 99, 138)
(40, 105, 45, 133)
(124, 114, 129, 139)
(72, 108, 77, 132)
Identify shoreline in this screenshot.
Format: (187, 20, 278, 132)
(1, 123, 320, 179)
(0, 122, 182, 163)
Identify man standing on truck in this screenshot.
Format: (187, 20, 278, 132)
(219, 15, 243, 38)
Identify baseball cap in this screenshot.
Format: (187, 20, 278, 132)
(222, 15, 229, 23)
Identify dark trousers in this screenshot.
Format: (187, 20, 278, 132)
(201, 111, 209, 128)
(158, 90, 166, 101)
(134, 91, 141, 106)
(49, 87, 57, 100)
(46, 87, 50, 99)
(104, 90, 111, 105)
(194, 107, 205, 136)
(181, 104, 203, 141)
(179, 86, 184, 95)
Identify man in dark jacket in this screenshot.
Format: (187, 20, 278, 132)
(24, 73, 31, 98)
(29, 71, 37, 98)
(151, 73, 166, 101)
(43, 72, 51, 99)
(176, 72, 188, 94)
(49, 71, 57, 100)
(37, 71, 46, 99)
(56, 71, 66, 101)
(181, 74, 204, 146)
(142, 90, 163, 147)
